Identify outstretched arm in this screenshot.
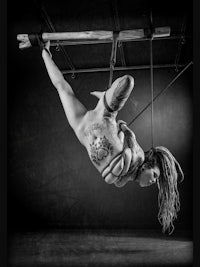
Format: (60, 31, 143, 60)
(42, 42, 87, 138)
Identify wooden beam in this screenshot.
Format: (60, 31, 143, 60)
(17, 27, 170, 49)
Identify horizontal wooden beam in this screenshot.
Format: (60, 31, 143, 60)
(17, 27, 170, 49)
(61, 63, 188, 75)
(50, 34, 188, 46)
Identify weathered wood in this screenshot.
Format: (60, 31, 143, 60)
(17, 28, 170, 49)
(43, 31, 114, 41)
(153, 27, 171, 38)
(17, 34, 31, 49)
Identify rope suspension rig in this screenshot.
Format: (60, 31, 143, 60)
(108, 31, 119, 88)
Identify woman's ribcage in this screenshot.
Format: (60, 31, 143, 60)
(85, 122, 123, 173)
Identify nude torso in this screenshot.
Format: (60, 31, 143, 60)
(78, 109, 144, 176)
(81, 111, 123, 173)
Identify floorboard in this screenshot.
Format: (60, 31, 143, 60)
(8, 230, 193, 267)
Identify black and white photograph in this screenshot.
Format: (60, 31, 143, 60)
(4, 0, 196, 266)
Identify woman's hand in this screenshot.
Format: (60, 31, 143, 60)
(42, 40, 52, 58)
(44, 40, 50, 51)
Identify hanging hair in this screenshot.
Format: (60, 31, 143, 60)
(144, 146, 184, 235)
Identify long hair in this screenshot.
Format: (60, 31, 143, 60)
(145, 146, 184, 234)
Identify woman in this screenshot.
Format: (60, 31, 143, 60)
(42, 41, 184, 234)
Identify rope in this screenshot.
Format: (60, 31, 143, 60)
(108, 31, 119, 88)
(127, 61, 193, 126)
(149, 10, 154, 148)
(150, 37, 154, 148)
(174, 14, 187, 72)
(108, 66, 114, 89)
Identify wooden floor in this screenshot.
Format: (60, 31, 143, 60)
(8, 230, 193, 267)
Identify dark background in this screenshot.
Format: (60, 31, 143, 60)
(7, 0, 193, 232)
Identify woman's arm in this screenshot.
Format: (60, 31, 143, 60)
(42, 42, 87, 137)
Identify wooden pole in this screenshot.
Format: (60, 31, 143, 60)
(17, 27, 170, 49)
(61, 63, 188, 75)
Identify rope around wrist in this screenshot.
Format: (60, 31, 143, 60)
(43, 47, 52, 58)
(28, 33, 52, 58)
(29, 33, 45, 49)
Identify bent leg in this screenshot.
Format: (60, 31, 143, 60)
(105, 75, 134, 112)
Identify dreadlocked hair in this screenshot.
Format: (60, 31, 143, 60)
(145, 146, 184, 235)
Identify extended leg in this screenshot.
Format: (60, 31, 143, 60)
(105, 75, 134, 112)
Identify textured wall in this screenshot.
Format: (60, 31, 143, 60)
(8, 46, 193, 230)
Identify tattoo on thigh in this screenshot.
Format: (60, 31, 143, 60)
(90, 136, 114, 166)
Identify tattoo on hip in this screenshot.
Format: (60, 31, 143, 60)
(90, 136, 114, 166)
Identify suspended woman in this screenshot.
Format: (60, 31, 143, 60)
(42, 41, 184, 234)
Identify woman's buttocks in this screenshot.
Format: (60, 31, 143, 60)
(83, 119, 123, 172)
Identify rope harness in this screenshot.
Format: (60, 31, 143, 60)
(100, 119, 144, 186)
